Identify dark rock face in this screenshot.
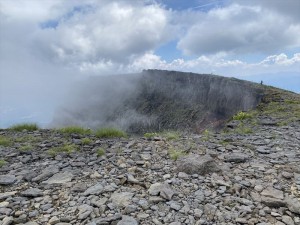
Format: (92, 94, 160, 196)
(52, 70, 263, 133)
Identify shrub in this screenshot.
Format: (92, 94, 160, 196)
(0, 136, 11, 147)
(96, 147, 105, 157)
(58, 126, 91, 135)
(0, 159, 7, 167)
(10, 123, 39, 131)
(95, 128, 127, 138)
(233, 112, 252, 120)
(47, 144, 78, 156)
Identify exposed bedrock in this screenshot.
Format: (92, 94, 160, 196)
(52, 70, 264, 133)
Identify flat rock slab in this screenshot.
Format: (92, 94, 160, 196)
(261, 186, 284, 199)
(224, 153, 249, 163)
(43, 171, 74, 184)
(117, 215, 138, 225)
(285, 195, 300, 214)
(20, 188, 43, 197)
(0, 175, 17, 185)
(176, 154, 220, 175)
(110, 192, 134, 208)
(0, 191, 17, 200)
(83, 183, 104, 196)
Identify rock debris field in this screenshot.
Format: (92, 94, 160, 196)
(1, 118, 300, 225)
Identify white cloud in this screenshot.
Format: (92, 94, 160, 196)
(177, 3, 300, 56)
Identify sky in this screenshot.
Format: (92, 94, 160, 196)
(0, 0, 300, 128)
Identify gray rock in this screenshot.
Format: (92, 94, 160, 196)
(32, 166, 59, 182)
(148, 182, 175, 200)
(176, 154, 220, 175)
(285, 195, 300, 214)
(20, 188, 43, 197)
(282, 215, 295, 225)
(2, 216, 13, 225)
(0, 175, 17, 185)
(0, 191, 17, 200)
(261, 187, 284, 199)
(83, 183, 104, 196)
(117, 216, 138, 225)
(110, 192, 134, 208)
(224, 153, 249, 163)
(261, 196, 286, 208)
(92, 213, 122, 224)
(43, 171, 74, 184)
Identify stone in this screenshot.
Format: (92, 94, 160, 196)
(224, 153, 249, 163)
(83, 183, 104, 196)
(49, 216, 60, 224)
(261, 187, 284, 199)
(261, 196, 286, 208)
(282, 215, 295, 225)
(117, 216, 138, 225)
(0, 175, 17, 185)
(0, 191, 17, 200)
(21, 188, 43, 197)
(176, 154, 220, 175)
(92, 213, 122, 224)
(110, 192, 134, 208)
(43, 171, 74, 184)
(148, 182, 175, 200)
(2, 216, 13, 225)
(285, 195, 300, 214)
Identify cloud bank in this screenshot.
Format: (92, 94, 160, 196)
(0, 0, 299, 127)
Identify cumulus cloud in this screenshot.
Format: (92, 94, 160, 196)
(177, 3, 300, 56)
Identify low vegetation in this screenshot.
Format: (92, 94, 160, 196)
(58, 126, 92, 135)
(233, 111, 253, 120)
(9, 123, 39, 132)
(168, 148, 186, 161)
(81, 137, 92, 145)
(144, 132, 158, 139)
(144, 131, 180, 140)
(0, 159, 7, 167)
(47, 144, 78, 157)
(96, 147, 105, 157)
(0, 136, 12, 147)
(19, 144, 33, 152)
(95, 128, 127, 138)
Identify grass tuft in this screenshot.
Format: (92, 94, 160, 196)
(0, 136, 12, 147)
(233, 112, 253, 120)
(10, 123, 39, 132)
(96, 147, 105, 157)
(169, 148, 186, 161)
(47, 144, 78, 157)
(144, 132, 158, 139)
(95, 128, 127, 138)
(0, 159, 7, 167)
(81, 137, 92, 145)
(58, 126, 91, 135)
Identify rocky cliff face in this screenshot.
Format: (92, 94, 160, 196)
(52, 70, 264, 133)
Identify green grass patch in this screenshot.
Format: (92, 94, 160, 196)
(0, 136, 12, 147)
(161, 131, 180, 140)
(15, 135, 42, 143)
(96, 147, 105, 157)
(81, 137, 92, 145)
(169, 148, 186, 161)
(95, 128, 127, 138)
(144, 132, 158, 139)
(47, 144, 78, 157)
(58, 126, 92, 135)
(0, 159, 7, 167)
(9, 123, 39, 132)
(19, 144, 33, 152)
(233, 111, 253, 120)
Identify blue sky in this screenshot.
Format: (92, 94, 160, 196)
(0, 0, 299, 128)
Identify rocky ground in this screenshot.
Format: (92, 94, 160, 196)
(0, 88, 300, 225)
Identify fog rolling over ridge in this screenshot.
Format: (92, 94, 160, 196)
(51, 70, 263, 133)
